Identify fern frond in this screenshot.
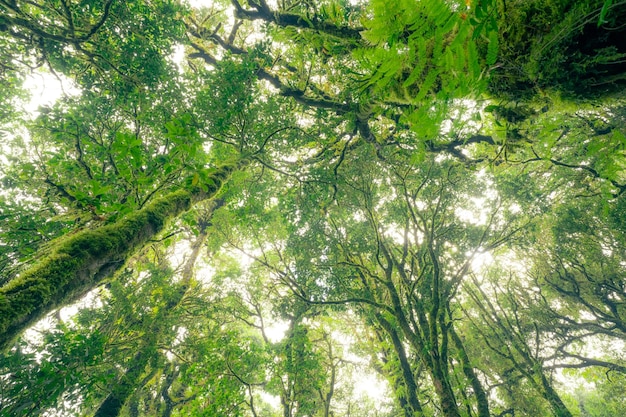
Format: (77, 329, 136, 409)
(486, 30, 498, 66)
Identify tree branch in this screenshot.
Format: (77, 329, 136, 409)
(231, 0, 363, 40)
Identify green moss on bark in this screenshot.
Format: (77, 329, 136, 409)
(0, 159, 246, 351)
(0, 192, 190, 348)
(3, 180, 222, 349)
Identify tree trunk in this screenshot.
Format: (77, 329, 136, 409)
(539, 372, 574, 417)
(375, 313, 424, 416)
(0, 161, 241, 351)
(94, 348, 157, 417)
(381, 266, 461, 417)
(92, 207, 215, 417)
(449, 325, 491, 417)
(430, 359, 462, 417)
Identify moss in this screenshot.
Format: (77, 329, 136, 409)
(51, 189, 194, 262)
(488, 0, 626, 98)
(0, 253, 81, 338)
(1, 163, 240, 350)
(0, 191, 193, 347)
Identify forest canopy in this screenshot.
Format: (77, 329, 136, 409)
(0, 0, 625, 416)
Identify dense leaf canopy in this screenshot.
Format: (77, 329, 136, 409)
(1, 0, 625, 416)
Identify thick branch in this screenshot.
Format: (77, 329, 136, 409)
(426, 135, 495, 161)
(231, 0, 363, 40)
(0, 160, 244, 351)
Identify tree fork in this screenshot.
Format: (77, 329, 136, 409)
(0, 159, 245, 351)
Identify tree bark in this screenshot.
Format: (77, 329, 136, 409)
(375, 313, 424, 416)
(0, 160, 241, 352)
(449, 325, 491, 417)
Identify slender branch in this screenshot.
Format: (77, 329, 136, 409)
(80, 0, 116, 41)
(521, 152, 626, 196)
(545, 353, 626, 374)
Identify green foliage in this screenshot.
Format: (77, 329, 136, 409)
(27, 86, 204, 213)
(0, 329, 111, 416)
(1, 1, 626, 417)
(489, 0, 626, 97)
(575, 369, 626, 417)
(266, 322, 328, 416)
(0, 0, 188, 93)
(358, 0, 493, 106)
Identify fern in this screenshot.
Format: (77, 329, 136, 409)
(598, 0, 613, 27)
(417, 70, 440, 101)
(357, 0, 498, 131)
(467, 41, 481, 81)
(486, 30, 498, 66)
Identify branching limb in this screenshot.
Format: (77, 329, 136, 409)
(231, 0, 363, 40)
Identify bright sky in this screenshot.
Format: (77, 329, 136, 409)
(22, 71, 80, 115)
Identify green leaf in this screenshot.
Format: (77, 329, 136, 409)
(416, 69, 439, 101)
(598, 0, 613, 27)
(486, 30, 499, 66)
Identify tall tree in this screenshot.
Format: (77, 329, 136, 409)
(1, 1, 626, 416)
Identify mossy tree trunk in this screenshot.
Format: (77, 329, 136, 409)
(375, 312, 425, 417)
(93, 212, 212, 417)
(0, 161, 242, 352)
(449, 325, 491, 417)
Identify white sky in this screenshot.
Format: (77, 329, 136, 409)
(22, 71, 80, 115)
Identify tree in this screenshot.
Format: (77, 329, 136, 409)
(462, 268, 574, 417)
(1, 0, 626, 416)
